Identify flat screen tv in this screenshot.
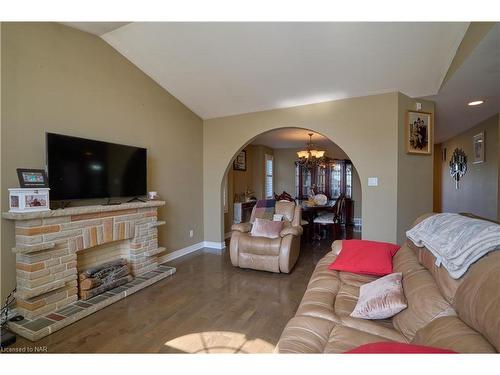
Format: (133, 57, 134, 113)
(46, 133, 147, 201)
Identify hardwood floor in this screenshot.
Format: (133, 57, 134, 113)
(10, 231, 359, 353)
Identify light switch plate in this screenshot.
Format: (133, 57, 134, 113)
(368, 177, 378, 187)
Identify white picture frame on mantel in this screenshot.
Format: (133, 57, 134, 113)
(9, 188, 50, 212)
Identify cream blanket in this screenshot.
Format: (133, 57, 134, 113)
(406, 213, 500, 279)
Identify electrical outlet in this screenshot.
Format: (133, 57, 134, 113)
(189, 230, 194, 238)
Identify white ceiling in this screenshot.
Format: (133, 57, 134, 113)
(100, 22, 468, 119)
(250, 128, 331, 149)
(425, 23, 500, 143)
(62, 22, 129, 36)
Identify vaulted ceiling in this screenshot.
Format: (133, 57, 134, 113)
(425, 23, 499, 142)
(63, 22, 499, 143)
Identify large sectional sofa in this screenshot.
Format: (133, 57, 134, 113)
(276, 213, 500, 353)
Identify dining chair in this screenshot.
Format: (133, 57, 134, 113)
(313, 195, 346, 241)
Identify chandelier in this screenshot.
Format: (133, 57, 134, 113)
(296, 133, 326, 169)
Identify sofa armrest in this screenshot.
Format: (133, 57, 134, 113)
(280, 225, 303, 238)
(231, 222, 252, 233)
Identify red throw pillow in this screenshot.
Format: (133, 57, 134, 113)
(328, 239, 400, 276)
(345, 342, 456, 354)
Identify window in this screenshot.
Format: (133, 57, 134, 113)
(331, 163, 342, 198)
(264, 154, 274, 199)
(345, 163, 352, 199)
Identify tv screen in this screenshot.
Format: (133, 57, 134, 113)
(46, 133, 147, 201)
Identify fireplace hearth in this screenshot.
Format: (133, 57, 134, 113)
(2, 201, 176, 341)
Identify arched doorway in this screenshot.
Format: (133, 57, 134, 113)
(218, 127, 363, 246)
(222, 128, 363, 239)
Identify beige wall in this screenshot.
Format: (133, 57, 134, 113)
(439, 113, 499, 221)
(232, 146, 255, 200)
(396, 93, 435, 243)
(223, 169, 234, 232)
(251, 145, 274, 200)
(204, 92, 405, 245)
(1, 23, 204, 300)
(433, 143, 442, 212)
(223, 144, 274, 233)
(273, 145, 362, 219)
(224, 146, 255, 234)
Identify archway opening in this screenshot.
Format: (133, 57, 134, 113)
(220, 127, 362, 245)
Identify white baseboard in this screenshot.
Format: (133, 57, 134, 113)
(158, 242, 204, 263)
(203, 241, 226, 249)
(158, 240, 225, 264)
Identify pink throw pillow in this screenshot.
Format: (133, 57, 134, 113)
(251, 218, 284, 239)
(350, 272, 407, 319)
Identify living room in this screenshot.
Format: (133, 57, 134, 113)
(1, 1, 500, 374)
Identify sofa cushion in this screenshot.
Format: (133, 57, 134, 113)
(339, 271, 378, 288)
(345, 342, 455, 353)
(413, 241, 464, 304)
(334, 283, 359, 316)
(296, 288, 340, 322)
(238, 233, 282, 256)
(324, 325, 397, 353)
(412, 316, 496, 353)
(453, 250, 500, 351)
(350, 273, 407, 320)
(392, 267, 455, 341)
(339, 316, 406, 341)
(238, 252, 279, 273)
(393, 242, 426, 275)
(275, 316, 336, 353)
(328, 239, 400, 276)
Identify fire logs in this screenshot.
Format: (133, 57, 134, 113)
(78, 258, 133, 300)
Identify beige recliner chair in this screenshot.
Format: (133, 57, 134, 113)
(230, 201, 303, 273)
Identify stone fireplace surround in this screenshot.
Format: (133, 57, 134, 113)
(2, 201, 176, 341)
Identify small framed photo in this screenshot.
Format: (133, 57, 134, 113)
(9, 188, 50, 212)
(233, 150, 247, 171)
(473, 131, 485, 164)
(405, 111, 433, 155)
(16, 168, 49, 188)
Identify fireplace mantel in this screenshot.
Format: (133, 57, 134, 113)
(3, 200, 175, 341)
(2, 200, 165, 220)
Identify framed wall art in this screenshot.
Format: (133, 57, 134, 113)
(472, 131, 484, 164)
(233, 150, 247, 171)
(405, 111, 433, 155)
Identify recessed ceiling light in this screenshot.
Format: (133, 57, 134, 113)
(468, 100, 484, 106)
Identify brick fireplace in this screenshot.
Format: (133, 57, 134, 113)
(2, 201, 176, 341)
